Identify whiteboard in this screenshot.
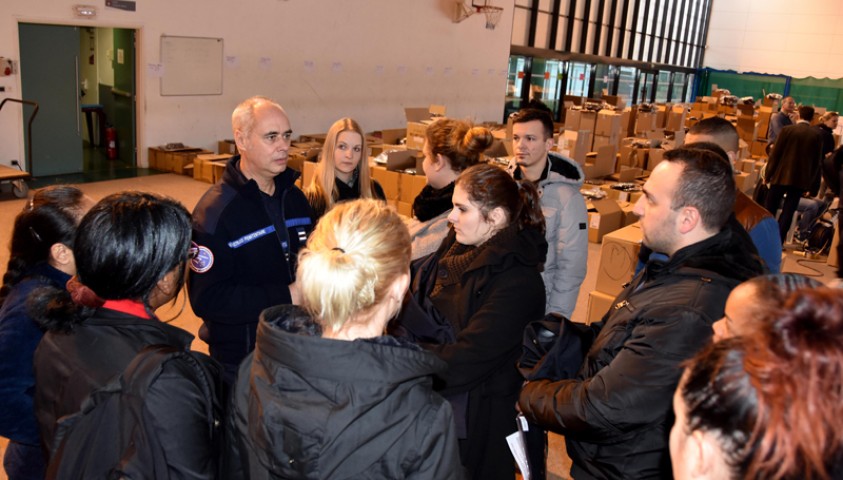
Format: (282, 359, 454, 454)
(160, 35, 223, 96)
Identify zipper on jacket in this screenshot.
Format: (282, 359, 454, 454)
(613, 300, 635, 312)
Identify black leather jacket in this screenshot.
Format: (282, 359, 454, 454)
(520, 227, 763, 479)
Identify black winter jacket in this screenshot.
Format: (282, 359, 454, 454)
(34, 309, 221, 479)
(519, 227, 763, 479)
(189, 156, 314, 369)
(225, 305, 464, 480)
(305, 174, 386, 220)
(398, 226, 547, 480)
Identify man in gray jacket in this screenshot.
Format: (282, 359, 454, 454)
(508, 108, 588, 318)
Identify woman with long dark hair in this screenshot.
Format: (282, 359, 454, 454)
(30, 191, 222, 479)
(399, 163, 547, 479)
(0, 186, 91, 480)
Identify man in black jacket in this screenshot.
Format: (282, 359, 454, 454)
(519, 148, 763, 479)
(763, 105, 823, 242)
(188, 96, 314, 383)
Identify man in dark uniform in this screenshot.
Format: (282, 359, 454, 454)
(189, 96, 314, 383)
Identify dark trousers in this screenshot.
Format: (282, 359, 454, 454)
(764, 184, 803, 242)
(3, 441, 46, 480)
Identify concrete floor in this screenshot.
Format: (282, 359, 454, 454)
(0, 174, 837, 479)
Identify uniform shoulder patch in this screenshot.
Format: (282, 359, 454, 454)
(189, 242, 214, 273)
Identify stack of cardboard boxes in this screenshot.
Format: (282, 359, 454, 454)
(586, 222, 643, 324)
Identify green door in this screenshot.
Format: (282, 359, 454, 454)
(19, 23, 83, 176)
(112, 28, 136, 164)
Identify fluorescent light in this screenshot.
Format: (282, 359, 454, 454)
(73, 5, 97, 18)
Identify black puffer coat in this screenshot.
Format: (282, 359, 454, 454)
(224, 305, 464, 480)
(519, 227, 763, 479)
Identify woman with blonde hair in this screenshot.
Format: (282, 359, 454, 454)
(305, 117, 385, 219)
(226, 199, 462, 479)
(408, 118, 493, 259)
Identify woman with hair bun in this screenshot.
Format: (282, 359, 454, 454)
(226, 199, 463, 480)
(399, 163, 547, 479)
(305, 117, 385, 220)
(671, 287, 843, 480)
(408, 118, 493, 259)
(31, 191, 222, 479)
(0, 186, 91, 480)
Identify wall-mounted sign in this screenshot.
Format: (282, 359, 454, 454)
(105, 0, 136, 12)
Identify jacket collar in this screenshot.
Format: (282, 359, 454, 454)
(255, 304, 447, 383)
(223, 155, 300, 199)
(84, 308, 195, 349)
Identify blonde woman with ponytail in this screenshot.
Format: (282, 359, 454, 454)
(226, 199, 463, 480)
(408, 118, 493, 259)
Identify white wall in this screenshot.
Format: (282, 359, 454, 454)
(0, 0, 515, 169)
(705, 0, 843, 78)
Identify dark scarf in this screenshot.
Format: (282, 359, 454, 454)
(431, 225, 517, 298)
(412, 182, 455, 222)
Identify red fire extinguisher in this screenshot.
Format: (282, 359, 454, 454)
(105, 126, 118, 160)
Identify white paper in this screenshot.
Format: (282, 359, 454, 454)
(506, 432, 531, 479)
(147, 63, 164, 78)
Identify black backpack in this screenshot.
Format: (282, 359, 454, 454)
(46, 345, 222, 480)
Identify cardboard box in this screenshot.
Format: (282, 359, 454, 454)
(583, 145, 617, 180)
(619, 201, 638, 226)
(406, 122, 428, 150)
(595, 222, 643, 296)
(565, 108, 582, 131)
(592, 134, 619, 152)
(293, 160, 313, 188)
(734, 170, 759, 195)
(647, 148, 666, 171)
(635, 111, 657, 134)
(736, 117, 758, 145)
(579, 111, 597, 133)
(399, 172, 428, 204)
(588, 198, 624, 243)
(194, 153, 232, 183)
(370, 128, 406, 145)
(297, 133, 327, 144)
(595, 111, 622, 136)
(148, 147, 212, 175)
(740, 159, 756, 173)
(370, 144, 405, 157)
(665, 105, 687, 132)
(371, 166, 401, 201)
(556, 130, 592, 166)
(218, 140, 238, 155)
(586, 290, 616, 324)
(751, 139, 768, 158)
(396, 201, 413, 218)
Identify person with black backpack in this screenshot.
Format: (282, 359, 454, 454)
(29, 191, 223, 480)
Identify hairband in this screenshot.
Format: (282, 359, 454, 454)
(332, 247, 345, 253)
(66, 276, 105, 308)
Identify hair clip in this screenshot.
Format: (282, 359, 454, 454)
(29, 226, 42, 243)
(332, 247, 345, 253)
